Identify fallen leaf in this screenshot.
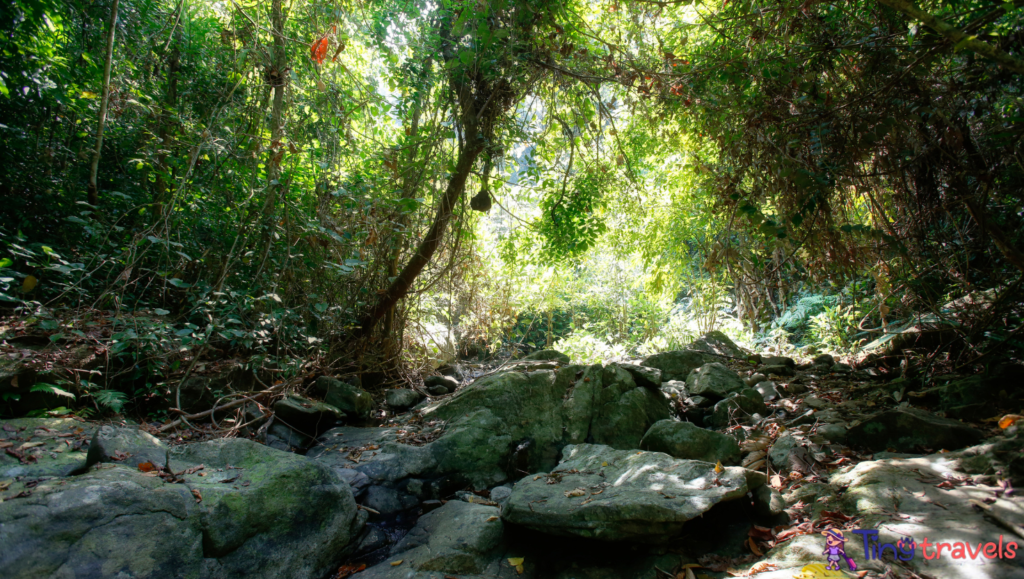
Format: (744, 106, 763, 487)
(746, 537, 763, 556)
(564, 487, 586, 498)
(138, 462, 156, 473)
(0, 480, 11, 491)
(714, 461, 724, 474)
(486, 516, 499, 521)
(17, 441, 44, 450)
(998, 414, 1022, 429)
(390, 560, 403, 566)
(748, 562, 777, 574)
(192, 489, 202, 503)
(0, 441, 12, 449)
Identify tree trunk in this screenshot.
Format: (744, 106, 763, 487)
(254, 0, 288, 280)
(355, 133, 484, 338)
(154, 20, 181, 218)
(87, 0, 120, 206)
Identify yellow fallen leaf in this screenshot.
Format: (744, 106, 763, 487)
(22, 275, 37, 292)
(0, 480, 12, 492)
(486, 516, 499, 522)
(564, 487, 586, 498)
(601, 461, 608, 467)
(998, 414, 1022, 429)
(714, 461, 723, 474)
(17, 441, 44, 451)
(508, 557, 524, 566)
(390, 560, 403, 566)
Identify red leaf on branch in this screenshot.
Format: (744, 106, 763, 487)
(310, 37, 329, 64)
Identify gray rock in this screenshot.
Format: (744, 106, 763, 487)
(812, 353, 835, 366)
(744, 372, 768, 387)
(816, 423, 848, 444)
(640, 419, 741, 464)
(427, 385, 449, 396)
(659, 380, 688, 400)
(313, 376, 373, 417)
(802, 395, 829, 409)
(769, 431, 801, 469)
(612, 362, 662, 389)
(687, 331, 747, 358)
(830, 363, 852, 373)
(489, 485, 513, 505)
(176, 375, 215, 413)
(502, 444, 764, 541)
(752, 485, 785, 517)
(708, 393, 766, 428)
(386, 388, 424, 409)
(640, 350, 709, 381)
(273, 393, 345, 437)
(524, 349, 571, 363)
(754, 380, 780, 401)
(0, 436, 362, 579)
(740, 387, 764, 402)
(688, 395, 714, 408)
(266, 422, 314, 451)
(784, 382, 809, 396)
(686, 363, 746, 400)
(357, 501, 505, 578)
(762, 356, 795, 369)
(364, 485, 407, 514)
(90, 425, 169, 470)
(761, 364, 796, 377)
(847, 406, 984, 452)
(424, 374, 460, 393)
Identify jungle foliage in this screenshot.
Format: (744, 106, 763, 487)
(1, 0, 1022, 417)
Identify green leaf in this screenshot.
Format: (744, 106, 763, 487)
(31, 383, 76, 400)
(168, 278, 191, 288)
(0, 258, 11, 269)
(154, 309, 170, 315)
(49, 333, 65, 343)
(459, 50, 474, 65)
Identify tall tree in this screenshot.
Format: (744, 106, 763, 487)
(87, 0, 120, 206)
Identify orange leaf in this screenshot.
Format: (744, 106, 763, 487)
(998, 414, 1022, 429)
(310, 37, 329, 64)
(137, 461, 156, 472)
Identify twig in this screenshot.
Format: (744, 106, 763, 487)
(969, 499, 1024, 540)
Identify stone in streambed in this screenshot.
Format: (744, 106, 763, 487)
(640, 350, 709, 381)
(686, 362, 746, 400)
(424, 374, 460, 393)
(502, 443, 764, 541)
(687, 330, 747, 358)
(846, 406, 984, 452)
(273, 393, 345, 437)
(612, 362, 662, 389)
(386, 388, 424, 410)
(640, 419, 741, 465)
(313, 376, 373, 416)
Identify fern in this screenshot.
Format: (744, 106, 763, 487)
(30, 383, 76, 400)
(94, 390, 127, 413)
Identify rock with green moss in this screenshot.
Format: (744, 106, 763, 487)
(686, 363, 747, 400)
(0, 429, 363, 579)
(273, 393, 345, 437)
(313, 376, 373, 416)
(640, 419, 741, 464)
(687, 331, 747, 359)
(523, 349, 571, 364)
(640, 350, 709, 381)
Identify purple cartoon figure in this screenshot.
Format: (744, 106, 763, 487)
(821, 529, 857, 571)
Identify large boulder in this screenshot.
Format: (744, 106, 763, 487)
(313, 376, 373, 416)
(424, 375, 460, 393)
(273, 393, 345, 437)
(0, 423, 363, 579)
(708, 392, 767, 428)
(686, 363, 746, 400)
(846, 406, 984, 452)
(639, 350, 708, 381)
(640, 419, 741, 464)
(503, 444, 764, 541)
(386, 388, 424, 410)
(611, 362, 662, 389)
(524, 349, 571, 364)
(687, 331, 747, 359)
(348, 501, 509, 579)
